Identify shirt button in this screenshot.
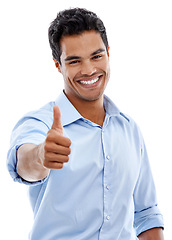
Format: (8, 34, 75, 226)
(106, 185, 110, 190)
(106, 215, 110, 220)
(106, 155, 110, 160)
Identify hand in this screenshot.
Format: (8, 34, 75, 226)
(41, 105, 71, 169)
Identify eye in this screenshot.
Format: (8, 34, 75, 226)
(92, 54, 102, 60)
(69, 60, 80, 65)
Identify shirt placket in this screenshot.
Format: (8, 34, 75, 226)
(99, 116, 111, 238)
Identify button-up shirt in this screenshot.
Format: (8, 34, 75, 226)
(7, 91, 164, 240)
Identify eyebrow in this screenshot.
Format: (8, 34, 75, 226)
(91, 48, 105, 56)
(64, 48, 105, 62)
(65, 56, 81, 62)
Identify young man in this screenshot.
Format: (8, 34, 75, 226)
(7, 8, 164, 240)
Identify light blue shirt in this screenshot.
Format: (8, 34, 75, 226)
(7, 91, 164, 240)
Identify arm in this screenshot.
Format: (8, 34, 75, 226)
(138, 227, 164, 240)
(133, 128, 164, 236)
(17, 106, 71, 182)
(17, 143, 50, 182)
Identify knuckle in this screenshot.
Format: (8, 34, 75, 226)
(45, 134, 53, 143)
(44, 150, 48, 159)
(44, 143, 49, 152)
(43, 159, 49, 168)
(44, 152, 53, 163)
(46, 129, 56, 141)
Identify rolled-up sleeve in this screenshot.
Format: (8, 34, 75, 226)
(133, 136, 164, 236)
(7, 114, 50, 186)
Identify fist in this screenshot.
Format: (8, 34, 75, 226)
(42, 105, 71, 169)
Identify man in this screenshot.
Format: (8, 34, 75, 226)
(7, 8, 164, 240)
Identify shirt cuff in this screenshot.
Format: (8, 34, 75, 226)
(134, 205, 164, 236)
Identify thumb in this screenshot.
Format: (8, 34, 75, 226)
(51, 105, 63, 134)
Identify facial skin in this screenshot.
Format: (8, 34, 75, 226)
(54, 30, 110, 108)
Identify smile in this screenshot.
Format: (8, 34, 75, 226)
(79, 77, 100, 85)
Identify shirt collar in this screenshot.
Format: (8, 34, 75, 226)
(55, 92, 82, 127)
(55, 91, 125, 127)
(103, 94, 121, 117)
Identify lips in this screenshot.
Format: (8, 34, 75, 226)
(76, 74, 103, 87)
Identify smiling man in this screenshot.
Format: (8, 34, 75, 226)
(54, 30, 110, 127)
(7, 8, 164, 240)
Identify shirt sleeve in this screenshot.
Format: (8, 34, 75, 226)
(7, 115, 50, 186)
(133, 131, 164, 236)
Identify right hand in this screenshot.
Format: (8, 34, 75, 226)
(40, 105, 71, 169)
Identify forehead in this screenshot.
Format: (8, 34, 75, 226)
(60, 30, 106, 58)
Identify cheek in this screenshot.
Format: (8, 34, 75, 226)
(102, 61, 110, 83)
(97, 58, 110, 72)
(63, 67, 78, 82)
(105, 60, 110, 75)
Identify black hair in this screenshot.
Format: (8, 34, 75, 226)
(48, 8, 109, 64)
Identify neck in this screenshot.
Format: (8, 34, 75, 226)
(65, 93, 106, 127)
(79, 99, 106, 127)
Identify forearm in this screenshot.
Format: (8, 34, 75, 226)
(138, 227, 164, 240)
(17, 143, 50, 182)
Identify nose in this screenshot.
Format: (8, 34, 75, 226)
(80, 60, 96, 76)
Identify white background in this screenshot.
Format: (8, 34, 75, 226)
(0, 0, 171, 239)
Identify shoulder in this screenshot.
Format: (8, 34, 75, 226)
(14, 101, 55, 131)
(104, 94, 140, 129)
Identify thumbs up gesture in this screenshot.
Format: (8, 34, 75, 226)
(42, 106, 71, 169)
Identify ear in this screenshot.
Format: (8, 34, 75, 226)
(53, 58, 62, 73)
(107, 46, 110, 58)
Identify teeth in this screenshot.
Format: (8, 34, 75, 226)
(80, 77, 99, 85)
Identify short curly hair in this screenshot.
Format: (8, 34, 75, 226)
(48, 8, 109, 64)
